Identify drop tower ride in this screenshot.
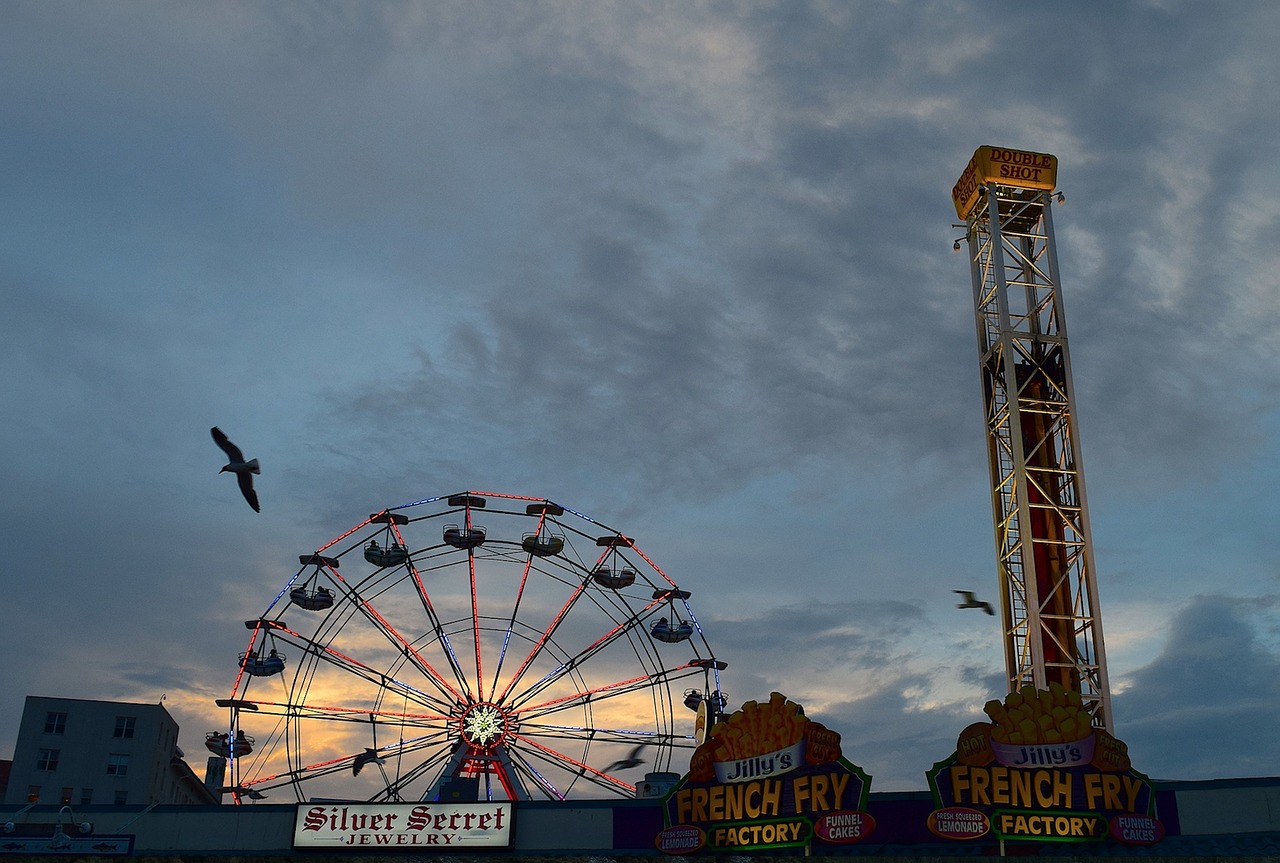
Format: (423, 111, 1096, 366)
(952, 146, 1112, 732)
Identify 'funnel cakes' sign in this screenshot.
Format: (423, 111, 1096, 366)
(926, 684, 1162, 845)
(660, 692, 872, 854)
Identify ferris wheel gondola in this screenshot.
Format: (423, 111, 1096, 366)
(290, 554, 338, 610)
(649, 588, 694, 643)
(364, 511, 410, 566)
(205, 730, 254, 758)
(238, 648, 285, 677)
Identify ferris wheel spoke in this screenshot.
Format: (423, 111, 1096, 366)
(387, 519, 475, 699)
(320, 582, 469, 704)
(467, 550, 484, 699)
(371, 733, 457, 799)
(518, 722, 690, 749)
(254, 622, 456, 713)
(503, 744, 567, 800)
(238, 699, 452, 728)
(248, 730, 454, 799)
(509, 733, 636, 796)
(493, 577, 596, 704)
(521, 602, 673, 707)
(487, 526, 544, 702)
(247, 751, 379, 788)
(374, 732, 454, 770)
(276, 575, 459, 707)
(503, 620, 665, 712)
(487, 565, 533, 703)
(402, 563, 476, 699)
(492, 536, 684, 706)
(376, 754, 450, 802)
(514, 663, 704, 719)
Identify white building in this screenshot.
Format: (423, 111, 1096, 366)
(4, 696, 216, 806)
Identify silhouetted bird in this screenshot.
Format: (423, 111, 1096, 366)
(352, 748, 385, 776)
(603, 744, 646, 773)
(954, 590, 995, 615)
(211, 427, 260, 512)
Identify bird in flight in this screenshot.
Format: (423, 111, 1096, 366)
(603, 744, 647, 773)
(954, 590, 995, 615)
(352, 748, 386, 776)
(211, 427, 260, 512)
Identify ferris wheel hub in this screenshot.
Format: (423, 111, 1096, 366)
(461, 702, 510, 748)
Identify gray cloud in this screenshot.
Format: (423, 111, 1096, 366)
(1113, 595, 1280, 780)
(3, 1, 1280, 798)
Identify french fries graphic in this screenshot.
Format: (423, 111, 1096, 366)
(983, 682, 1094, 745)
(708, 692, 807, 761)
(689, 692, 841, 781)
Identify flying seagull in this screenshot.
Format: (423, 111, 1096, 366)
(352, 748, 386, 776)
(954, 590, 995, 615)
(603, 744, 647, 773)
(211, 427, 260, 512)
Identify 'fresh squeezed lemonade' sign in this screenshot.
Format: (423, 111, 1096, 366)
(926, 684, 1162, 846)
(661, 692, 873, 854)
(293, 802, 513, 849)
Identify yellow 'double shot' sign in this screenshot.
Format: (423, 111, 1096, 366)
(952, 146, 1058, 219)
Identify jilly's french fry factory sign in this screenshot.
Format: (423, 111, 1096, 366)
(659, 692, 873, 853)
(926, 684, 1163, 846)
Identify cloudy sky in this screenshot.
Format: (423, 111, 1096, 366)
(3, 1, 1280, 795)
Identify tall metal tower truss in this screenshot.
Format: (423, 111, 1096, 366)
(952, 146, 1112, 732)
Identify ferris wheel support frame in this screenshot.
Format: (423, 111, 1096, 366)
(959, 171, 1113, 733)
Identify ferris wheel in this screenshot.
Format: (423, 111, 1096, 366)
(211, 491, 727, 803)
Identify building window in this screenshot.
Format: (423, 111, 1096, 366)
(80, 788, 93, 806)
(60, 787, 73, 805)
(44, 711, 67, 734)
(106, 753, 129, 776)
(113, 716, 136, 738)
(26, 786, 40, 803)
(37, 749, 60, 771)
(114, 789, 128, 805)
